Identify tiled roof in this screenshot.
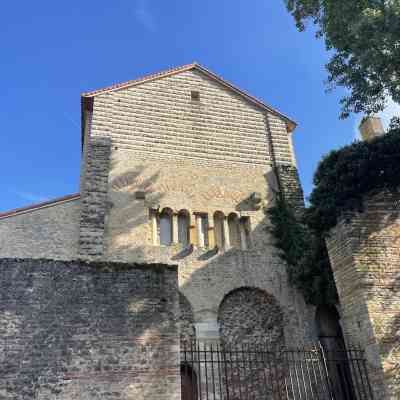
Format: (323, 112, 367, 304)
(81, 62, 296, 130)
(0, 193, 80, 220)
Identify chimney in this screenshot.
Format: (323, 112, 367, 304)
(359, 117, 385, 141)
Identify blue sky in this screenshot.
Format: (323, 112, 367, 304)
(1, 0, 398, 212)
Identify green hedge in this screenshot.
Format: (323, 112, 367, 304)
(306, 128, 400, 234)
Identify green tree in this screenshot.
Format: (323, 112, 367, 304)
(285, 0, 400, 118)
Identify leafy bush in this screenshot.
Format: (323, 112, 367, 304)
(307, 128, 400, 233)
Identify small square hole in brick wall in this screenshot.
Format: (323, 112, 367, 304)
(191, 90, 200, 101)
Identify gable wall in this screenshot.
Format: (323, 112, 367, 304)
(77, 69, 311, 347)
(89, 69, 294, 166)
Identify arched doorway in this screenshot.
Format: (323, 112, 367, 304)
(181, 364, 198, 400)
(316, 305, 355, 400)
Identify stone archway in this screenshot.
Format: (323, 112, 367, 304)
(218, 287, 284, 347)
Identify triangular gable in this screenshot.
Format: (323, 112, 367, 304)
(81, 63, 296, 132)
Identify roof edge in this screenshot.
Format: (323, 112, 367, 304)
(0, 193, 80, 220)
(80, 62, 297, 131)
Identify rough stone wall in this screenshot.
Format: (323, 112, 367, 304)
(0, 258, 180, 400)
(218, 287, 284, 347)
(0, 199, 80, 260)
(326, 191, 400, 399)
(79, 136, 112, 259)
(179, 292, 195, 343)
(274, 164, 304, 210)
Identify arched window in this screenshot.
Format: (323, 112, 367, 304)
(178, 210, 190, 247)
(213, 211, 225, 249)
(228, 213, 241, 248)
(159, 208, 173, 246)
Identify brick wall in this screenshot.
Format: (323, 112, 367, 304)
(0, 258, 180, 400)
(0, 199, 80, 260)
(326, 191, 400, 399)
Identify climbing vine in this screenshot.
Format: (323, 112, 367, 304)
(268, 127, 400, 305)
(268, 193, 337, 305)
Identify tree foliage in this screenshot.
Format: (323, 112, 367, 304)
(285, 0, 400, 118)
(306, 127, 400, 232)
(268, 127, 400, 305)
(268, 193, 338, 305)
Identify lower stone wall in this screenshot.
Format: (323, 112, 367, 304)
(0, 258, 180, 400)
(326, 191, 400, 400)
(0, 198, 80, 260)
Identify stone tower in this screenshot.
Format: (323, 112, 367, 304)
(325, 118, 400, 399)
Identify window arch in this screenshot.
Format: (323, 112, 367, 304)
(178, 210, 190, 247)
(158, 208, 173, 246)
(213, 211, 225, 249)
(228, 213, 241, 248)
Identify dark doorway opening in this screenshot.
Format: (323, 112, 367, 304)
(316, 305, 356, 400)
(181, 363, 198, 400)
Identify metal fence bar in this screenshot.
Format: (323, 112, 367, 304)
(180, 341, 373, 400)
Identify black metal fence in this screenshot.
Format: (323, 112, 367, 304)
(180, 341, 374, 400)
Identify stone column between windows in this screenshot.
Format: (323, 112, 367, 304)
(223, 217, 230, 250)
(172, 214, 179, 244)
(150, 212, 158, 245)
(195, 214, 204, 247)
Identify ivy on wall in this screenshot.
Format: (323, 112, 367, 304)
(268, 127, 400, 305)
(268, 194, 337, 305)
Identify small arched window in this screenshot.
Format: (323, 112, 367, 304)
(159, 208, 173, 246)
(228, 213, 241, 248)
(213, 211, 225, 249)
(178, 210, 190, 246)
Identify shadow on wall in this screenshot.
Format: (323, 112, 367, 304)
(104, 163, 308, 347)
(0, 259, 179, 399)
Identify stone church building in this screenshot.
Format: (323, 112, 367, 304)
(3, 63, 394, 399)
(0, 63, 314, 347)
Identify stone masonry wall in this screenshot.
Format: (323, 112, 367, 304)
(79, 136, 112, 259)
(0, 199, 80, 260)
(89, 69, 295, 167)
(0, 258, 180, 400)
(218, 287, 284, 347)
(79, 68, 312, 346)
(326, 191, 400, 399)
(103, 154, 313, 346)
